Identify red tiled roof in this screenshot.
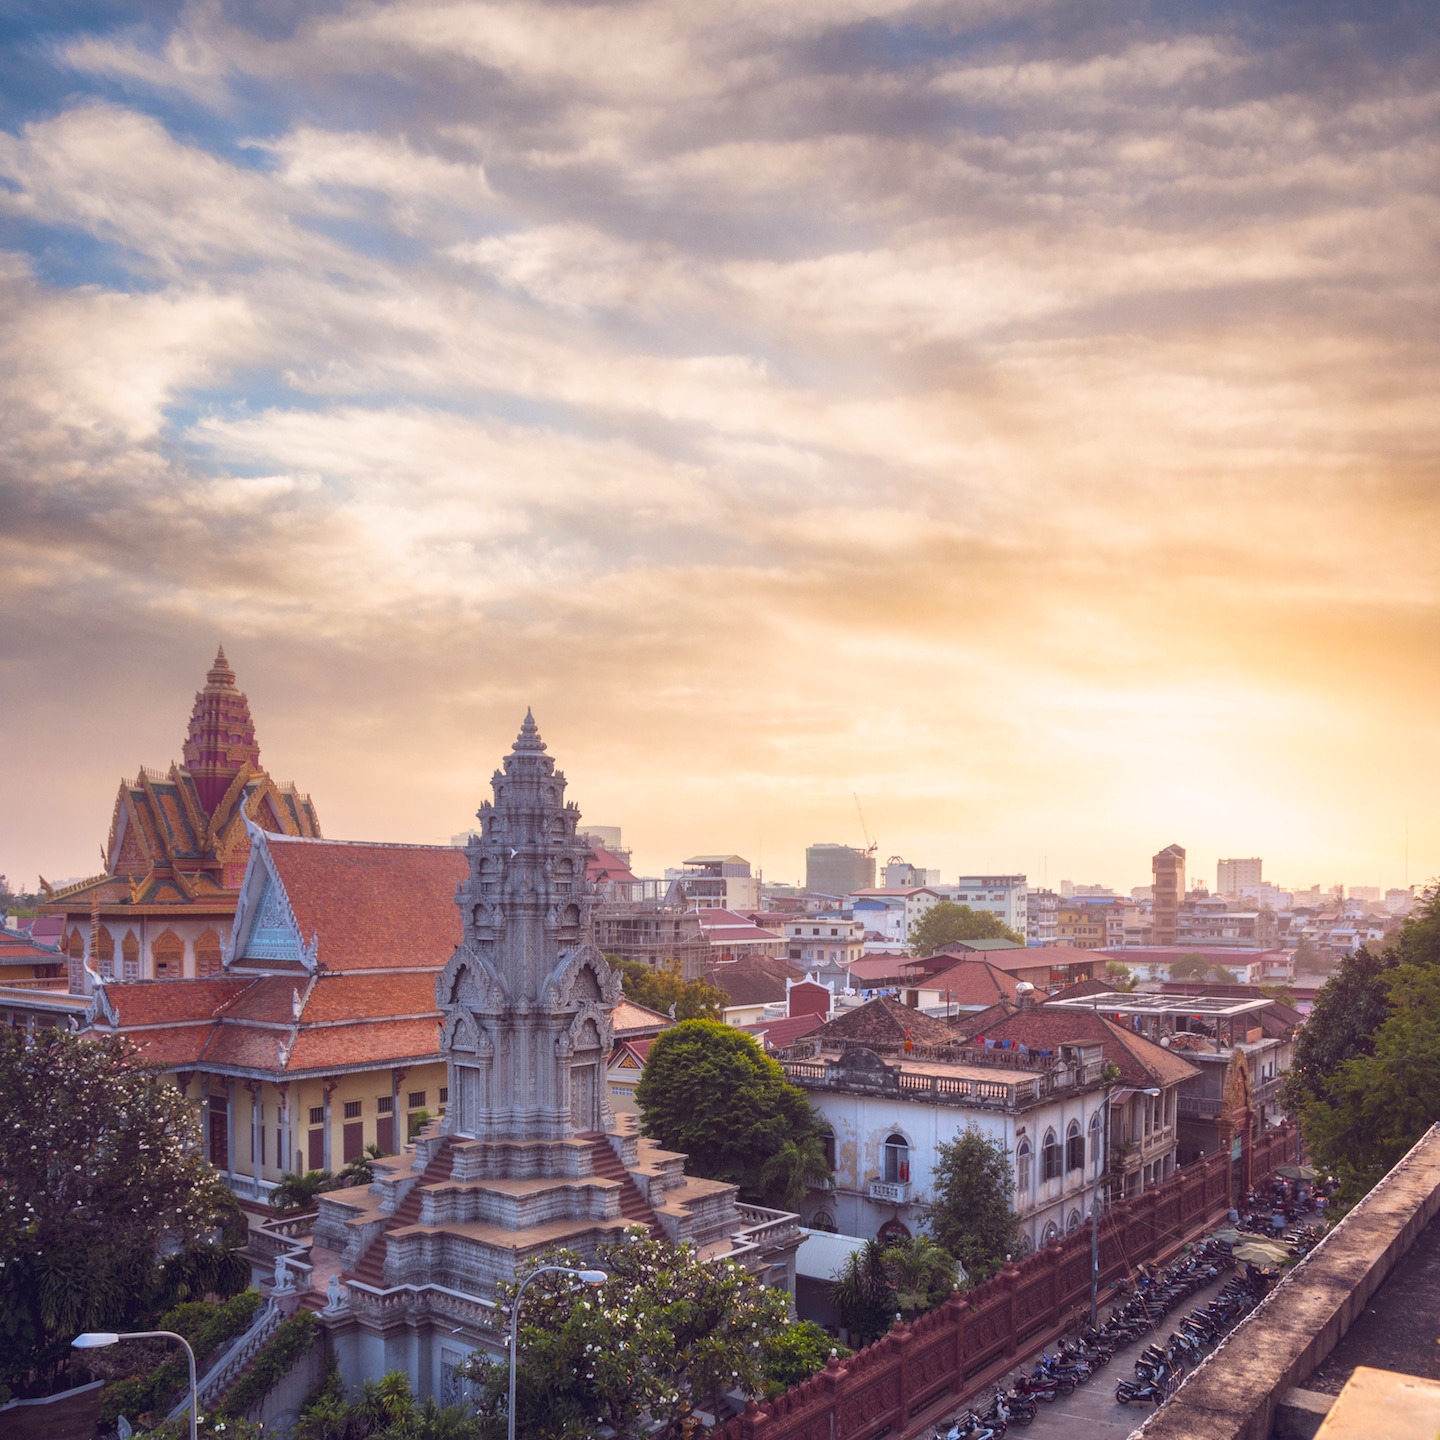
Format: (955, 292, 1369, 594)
(847, 955, 909, 984)
(285, 1017, 442, 1070)
(587, 845, 637, 883)
(265, 837, 466, 972)
(740, 1012, 826, 1049)
(302, 972, 440, 1022)
(921, 959, 1025, 1007)
(980, 945, 1096, 975)
(0, 937, 65, 962)
(808, 996, 957, 1048)
(106, 977, 253, 1026)
(611, 999, 673, 1036)
(125, 1023, 221, 1068)
(705, 954, 802, 1006)
(967, 1008, 1199, 1089)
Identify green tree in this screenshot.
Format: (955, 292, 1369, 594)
(1291, 935, 1328, 974)
(760, 1321, 847, 1395)
(270, 1169, 333, 1214)
(907, 902, 1024, 956)
(829, 1239, 897, 1346)
(1168, 953, 1230, 982)
(1104, 962, 1139, 992)
(1284, 944, 1397, 1112)
(0, 1030, 246, 1396)
(923, 1125, 1018, 1284)
(612, 957, 727, 1021)
(882, 1234, 960, 1318)
(462, 1236, 792, 1438)
(635, 1020, 831, 1206)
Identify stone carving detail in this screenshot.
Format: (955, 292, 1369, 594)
(436, 712, 618, 1143)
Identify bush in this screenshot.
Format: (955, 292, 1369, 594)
(216, 1308, 319, 1419)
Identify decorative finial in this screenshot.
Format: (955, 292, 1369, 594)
(512, 708, 547, 753)
(206, 646, 237, 688)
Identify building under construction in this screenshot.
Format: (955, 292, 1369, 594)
(593, 901, 710, 980)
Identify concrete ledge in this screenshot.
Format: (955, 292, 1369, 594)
(1273, 1387, 1334, 1440)
(1134, 1124, 1440, 1440)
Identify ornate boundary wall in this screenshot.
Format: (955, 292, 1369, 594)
(720, 1123, 1300, 1440)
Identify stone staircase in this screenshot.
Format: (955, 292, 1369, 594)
(168, 1300, 282, 1422)
(582, 1133, 665, 1238)
(347, 1139, 455, 1288)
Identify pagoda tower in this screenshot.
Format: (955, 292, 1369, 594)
(183, 646, 263, 813)
(441, 709, 620, 1142)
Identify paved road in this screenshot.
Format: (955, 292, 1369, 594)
(929, 1270, 1242, 1440)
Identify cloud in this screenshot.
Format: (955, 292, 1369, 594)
(3, 0, 1440, 894)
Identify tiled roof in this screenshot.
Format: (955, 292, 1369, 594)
(264, 837, 466, 971)
(847, 955, 909, 984)
(106, 977, 254, 1026)
(0, 935, 65, 962)
(1048, 977, 1118, 1002)
(921, 959, 1024, 1006)
(611, 998, 673, 1036)
(740, 1012, 826, 1050)
(285, 1017, 442, 1070)
(968, 1007, 1199, 1089)
(301, 972, 440, 1022)
(705, 954, 801, 1006)
(125, 1023, 222, 1068)
(808, 996, 958, 1048)
(981, 944, 1096, 974)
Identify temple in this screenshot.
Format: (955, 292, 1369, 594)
(42, 648, 321, 989)
(310, 714, 803, 1393)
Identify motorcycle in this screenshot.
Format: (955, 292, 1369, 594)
(1115, 1365, 1180, 1407)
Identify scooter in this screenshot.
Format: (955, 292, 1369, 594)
(1115, 1365, 1180, 1407)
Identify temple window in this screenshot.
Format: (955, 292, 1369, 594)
(195, 930, 222, 977)
(152, 930, 184, 979)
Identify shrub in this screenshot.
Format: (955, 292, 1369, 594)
(216, 1308, 319, 1419)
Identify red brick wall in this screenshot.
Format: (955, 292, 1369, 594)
(723, 1122, 1302, 1440)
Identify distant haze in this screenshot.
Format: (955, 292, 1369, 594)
(1, 2, 1436, 897)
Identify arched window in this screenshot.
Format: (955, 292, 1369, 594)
(152, 930, 184, 979)
(1016, 1137, 1032, 1195)
(67, 928, 85, 960)
(819, 1127, 837, 1170)
(1017, 1232, 1034, 1257)
(809, 1208, 837, 1233)
(1041, 1221, 1060, 1246)
(1042, 1127, 1062, 1182)
(121, 931, 140, 982)
(1066, 1209, 1082, 1233)
(95, 926, 115, 980)
(1089, 1111, 1104, 1173)
(882, 1133, 910, 1184)
(195, 930, 223, 978)
(1066, 1119, 1085, 1172)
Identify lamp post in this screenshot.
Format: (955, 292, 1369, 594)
(508, 1265, 607, 1440)
(74, 1331, 199, 1440)
(1089, 1085, 1161, 1327)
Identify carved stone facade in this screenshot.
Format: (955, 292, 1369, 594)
(438, 710, 621, 1145)
(312, 716, 804, 1393)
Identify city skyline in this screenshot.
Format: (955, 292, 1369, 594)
(2, 2, 1437, 897)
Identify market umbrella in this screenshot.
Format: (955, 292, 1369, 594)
(1274, 1165, 1318, 1181)
(1210, 1229, 1248, 1245)
(1232, 1241, 1290, 1264)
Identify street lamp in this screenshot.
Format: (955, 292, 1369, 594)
(1089, 1085, 1161, 1327)
(508, 1265, 606, 1440)
(74, 1331, 199, 1440)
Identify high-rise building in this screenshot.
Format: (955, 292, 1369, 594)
(1152, 844, 1186, 946)
(806, 843, 876, 895)
(1216, 858, 1263, 895)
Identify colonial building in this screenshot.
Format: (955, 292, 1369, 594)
(308, 715, 802, 1393)
(79, 829, 465, 1200)
(43, 649, 321, 992)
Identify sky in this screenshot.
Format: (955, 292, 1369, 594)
(1, 0, 1437, 898)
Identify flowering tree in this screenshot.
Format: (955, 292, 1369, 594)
(465, 1234, 795, 1438)
(0, 1029, 244, 1398)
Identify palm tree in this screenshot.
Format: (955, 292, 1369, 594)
(883, 1234, 960, 1317)
(830, 1239, 897, 1345)
(759, 1132, 833, 1211)
(269, 1168, 331, 1214)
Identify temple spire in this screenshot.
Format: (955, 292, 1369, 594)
(513, 707, 547, 754)
(183, 646, 261, 813)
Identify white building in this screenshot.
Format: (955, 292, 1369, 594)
(938, 875, 1028, 935)
(883, 858, 942, 888)
(665, 855, 759, 911)
(786, 916, 866, 967)
(847, 887, 942, 952)
(1216, 858, 1263, 896)
(781, 997, 1197, 1253)
(1027, 888, 1059, 946)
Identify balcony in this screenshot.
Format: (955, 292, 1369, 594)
(1177, 1095, 1225, 1119)
(869, 1179, 910, 1204)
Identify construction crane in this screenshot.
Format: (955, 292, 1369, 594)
(852, 793, 878, 859)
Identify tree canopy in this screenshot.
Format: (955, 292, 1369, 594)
(0, 1029, 247, 1398)
(635, 1020, 831, 1207)
(829, 1234, 958, 1345)
(462, 1236, 800, 1438)
(923, 1125, 1019, 1284)
(1168, 953, 1233, 982)
(611, 957, 727, 1021)
(907, 902, 1023, 956)
(1296, 886, 1440, 1201)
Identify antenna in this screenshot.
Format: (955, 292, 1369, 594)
(852, 793, 877, 858)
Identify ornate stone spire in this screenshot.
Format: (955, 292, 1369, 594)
(183, 646, 261, 813)
(438, 713, 620, 1142)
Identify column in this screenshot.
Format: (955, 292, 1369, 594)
(248, 1080, 263, 1196)
(322, 1078, 339, 1173)
(226, 1078, 237, 1180)
(277, 1082, 291, 1180)
(392, 1067, 408, 1148)
(198, 1072, 211, 1160)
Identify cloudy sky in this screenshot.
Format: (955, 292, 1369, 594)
(2, 0, 1437, 897)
